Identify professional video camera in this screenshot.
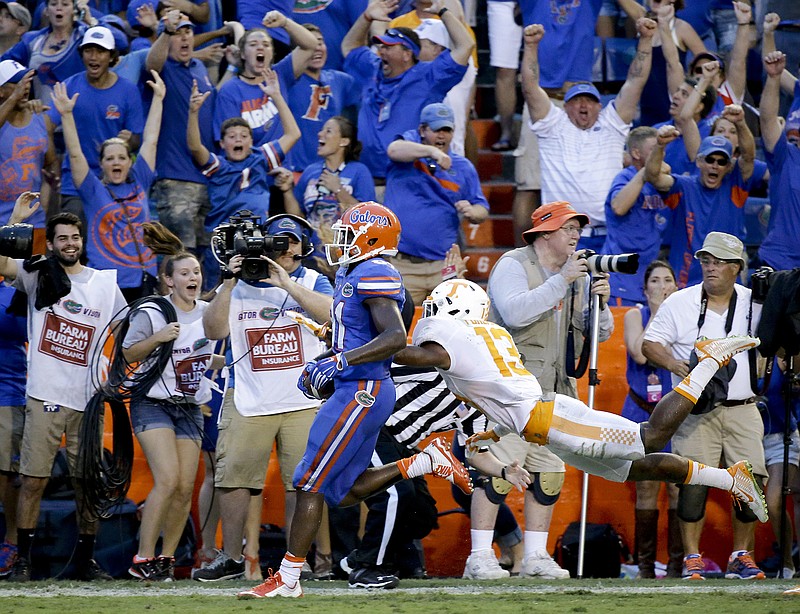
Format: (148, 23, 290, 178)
(0, 223, 33, 259)
(211, 210, 289, 281)
(580, 250, 640, 275)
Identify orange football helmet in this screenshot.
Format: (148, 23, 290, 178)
(325, 202, 402, 266)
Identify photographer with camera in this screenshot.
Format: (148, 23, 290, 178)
(188, 66, 300, 289)
(483, 200, 613, 579)
(196, 213, 333, 582)
(642, 231, 767, 580)
(0, 192, 127, 582)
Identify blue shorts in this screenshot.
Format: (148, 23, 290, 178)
(201, 390, 223, 452)
(293, 379, 395, 506)
(130, 398, 204, 441)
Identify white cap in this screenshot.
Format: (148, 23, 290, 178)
(0, 59, 27, 87)
(415, 19, 450, 50)
(80, 26, 116, 51)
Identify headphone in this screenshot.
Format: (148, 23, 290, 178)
(263, 213, 314, 259)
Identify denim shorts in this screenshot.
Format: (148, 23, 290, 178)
(130, 397, 204, 441)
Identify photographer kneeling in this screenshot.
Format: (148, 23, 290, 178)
(195, 214, 333, 582)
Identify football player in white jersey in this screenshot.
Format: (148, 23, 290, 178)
(395, 279, 769, 524)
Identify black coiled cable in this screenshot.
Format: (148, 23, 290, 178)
(79, 296, 177, 518)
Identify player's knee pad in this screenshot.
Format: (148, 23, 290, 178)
(529, 471, 564, 506)
(677, 485, 708, 522)
(474, 473, 511, 505)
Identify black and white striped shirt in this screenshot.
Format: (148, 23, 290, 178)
(386, 365, 488, 449)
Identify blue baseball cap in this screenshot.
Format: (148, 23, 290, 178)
(420, 103, 455, 131)
(372, 28, 420, 57)
(564, 82, 601, 103)
(698, 135, 733, 159)
(126, 0, 150, 29)
(99, 15, 131, 53)
(265, 216, 306, 241)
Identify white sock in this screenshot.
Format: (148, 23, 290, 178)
(397, 453, 433, 479)
(470, 530, 494, 554)
(684, 460, 734, 490)
(524, 531, 549, 558)
(674, 358, 719, 404)
(278, 552, 305, 587)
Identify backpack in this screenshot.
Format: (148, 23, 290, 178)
(555, 522, 628, 578)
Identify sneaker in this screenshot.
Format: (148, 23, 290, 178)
(340, 552, 355, 575)
(129, 557, 160, 580)
(348, 566, 400, 589)
(76, 558, 113, 581)
(155, 556, 175, 582)
(245, 554, 263, 581)
(463, 550, 510, 580)
(727, 460, 768, 523)
(784, 585, 800, 595)
(191, 550, 245, 582)
(8, 556, 31, 582)
(422, 437, 473, 495)
(725, 550, 766, 580)
(694, 335, 759, 367)
(195, 547, 219, 569)
(681, 553, 706, 580)
(781, 566, 796, 580)
(300, 560, 314, 580)
(237, 570, 303, 599)
(0, 542, 18, 576)
(520, 551, 570, 579)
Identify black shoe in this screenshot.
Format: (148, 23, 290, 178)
(348, 567, 399, 589)
(76, 559, 113, 581)
(8, 557, 31, 582)
(191, 551, 245, 582)
(129, 556, 173, 582)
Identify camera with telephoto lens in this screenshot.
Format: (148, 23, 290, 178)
(579, 250, 640, 275)
(211, 210, 289, 281)
(0, 223, 34, 259)
(750, 265, 774, 304)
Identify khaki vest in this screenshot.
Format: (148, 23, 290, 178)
(489, 246, 585, 397)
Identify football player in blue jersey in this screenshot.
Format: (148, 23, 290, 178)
(237, 201, 472, 599)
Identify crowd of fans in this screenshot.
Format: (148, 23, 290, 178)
(0, 0, 799, 590)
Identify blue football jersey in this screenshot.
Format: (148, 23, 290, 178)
(331, 258, 404, 381)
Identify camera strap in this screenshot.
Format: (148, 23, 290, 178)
(696, 288, 736, 336)
(566, 280, 591, 379)
(698, 288, 758, 394)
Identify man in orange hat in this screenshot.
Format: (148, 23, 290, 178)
(468, 201, 613, 579)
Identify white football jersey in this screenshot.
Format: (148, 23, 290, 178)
(412, 316, 543, 434)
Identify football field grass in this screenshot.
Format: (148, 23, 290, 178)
(1, 577, 798, 613)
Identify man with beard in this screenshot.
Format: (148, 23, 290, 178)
(644, 125, 755, 287)
(0, 196, 127, 582)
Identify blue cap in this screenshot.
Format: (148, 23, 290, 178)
(420, 103, 455, 131)
(99, 15, 130, 53)
(564, 82, 601, 103)
(126, 0, 150, 29)
(372, 28, 420, 57)
(698, 135, 733, 159)
(266, 216, 305, 241)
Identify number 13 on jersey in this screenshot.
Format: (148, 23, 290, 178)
(472, 324, 530, 378)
